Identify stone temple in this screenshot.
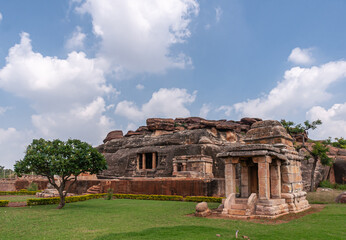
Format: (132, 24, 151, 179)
(217, 120, 310, 218)
(96, 117, 310, 218)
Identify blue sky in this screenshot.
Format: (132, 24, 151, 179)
(0, 0, 346, 169)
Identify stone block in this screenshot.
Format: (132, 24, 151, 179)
(282, 183, 292, 193)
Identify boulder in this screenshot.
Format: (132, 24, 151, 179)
(125, 131, 143, 137)
(196, 201, 209, 212)
(240, 117, 262, 126)
(147, 118, 175, 131)
(195, 201, 212, 217)
(335, 192, 346, 203)
(103, 130, 123, 143)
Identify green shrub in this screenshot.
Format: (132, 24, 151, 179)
(184, 196, 223, 203)
(27, 194, 106, 206)
(27, 182, 38, 191)
(113, 194, 183, 201)
(105, 188, 113, 200)
(0, 200, 9, 207)
(0, 190, 40, 195)
(335, 184, 346, 190)
(319, 180, 335, 189)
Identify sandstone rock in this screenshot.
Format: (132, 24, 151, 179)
(240, 117, 262, 126)
(334, 157, 346, 184)
(135, 126, 149, 132)
(147, 118, 175, 131)
(199, 136, 213, 144)
(335, 192, 346, 203)
(103, 130, 123, 143)
(195, 201, 211, 217)
(196, 201, 209, 212)
(125, 131, 143, 137)
(338, 148, 346, 156)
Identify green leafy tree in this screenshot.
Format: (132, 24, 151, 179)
(14, 138, 107, 209)
(281, 119, 332, 191)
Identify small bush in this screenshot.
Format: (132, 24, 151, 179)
(0, 200, 9, 207)
(27, 182, 38, 191)
(335, 184, 346, 190)
(184, 196, 223, 203)
(113, 194, 183, 201)
(0, 190, 40, 195)
(105, 188, 113, 200)
(319, 180, 334, 189)
(27, 194, 106, 206)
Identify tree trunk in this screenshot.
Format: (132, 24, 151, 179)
(57, 182, 66, 209)
(310, 157, 318, 192)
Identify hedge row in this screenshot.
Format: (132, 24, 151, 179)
(27, 193, 106, 206)
(0, 190, 40, 195)
(0, 200, 9, 207)
(113, 194, 184, 201)
(27, 193, 222, 206)
(184, 196, 223, 203)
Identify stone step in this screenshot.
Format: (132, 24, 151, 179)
(235, 198, 248, 204)
(228, 209, 247, 215)
(231, 203, 247, 210)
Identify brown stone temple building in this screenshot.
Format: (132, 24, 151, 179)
(217, 120, 310, 218)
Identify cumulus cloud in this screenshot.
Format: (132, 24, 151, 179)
(0, 32, 114, 112)
(307, 103, 346, 139)
(288, 47, 314, 65)
(65, 26, 86, 50)
(216, 105, 233, 117)
(115, 88, 196, 121)
(0, 32, 115, 147)
(0, 12, 2, 23)
(199, 103, 211, 118)
(232, 60, 346, 119)
(136, 84, 144, 90)
(76, 0, 199, 73)
(0, 128, 32, 169)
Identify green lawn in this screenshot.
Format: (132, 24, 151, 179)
(0, 199, 345, 240)
(0, 195, 38, 202)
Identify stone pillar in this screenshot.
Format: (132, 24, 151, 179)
(253, 156, 271, 200)
(225, 157, 238, 197)
(137, 154, 140, 170)
(240, 164, 249, 198)
(270, 161, 281, 199)
(142, 153, 146, 170)
(173, 162, 178, 173)
(152, 152, 157, 169)
(182, 162, 187, 171)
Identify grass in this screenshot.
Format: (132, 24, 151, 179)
(307, 190, 344, 204)
(0, 195, 38, 202)
(0, 199, 345, 240)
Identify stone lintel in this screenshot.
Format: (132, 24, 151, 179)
(227, 144, 281, 153)
(218, 150, 269, 158)
(253, 155, 272, 163)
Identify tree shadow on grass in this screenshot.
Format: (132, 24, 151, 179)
(94, 225, 233, 240)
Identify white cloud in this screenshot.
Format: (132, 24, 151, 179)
(0, 32, 114, 112)
(31, 97, 114, 144)
(65, 26, 86, 50)
(0, 12, 3, 23)
(232, 60, 346, 119)
(215, 7, 222, 23)
(216, 105, 233, 117)
(0, 128, 32, 169)
(288, 47, 314, 65)
(307, 103, 346, 139)
(115, 88, 196, 121)
(0, 32, 116, 148)
(199, 103, 211, 118)
(76, 0, 199, 73)
(136, 84, 144, 90)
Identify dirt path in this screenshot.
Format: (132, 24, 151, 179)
(8, 202, 27, 207)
